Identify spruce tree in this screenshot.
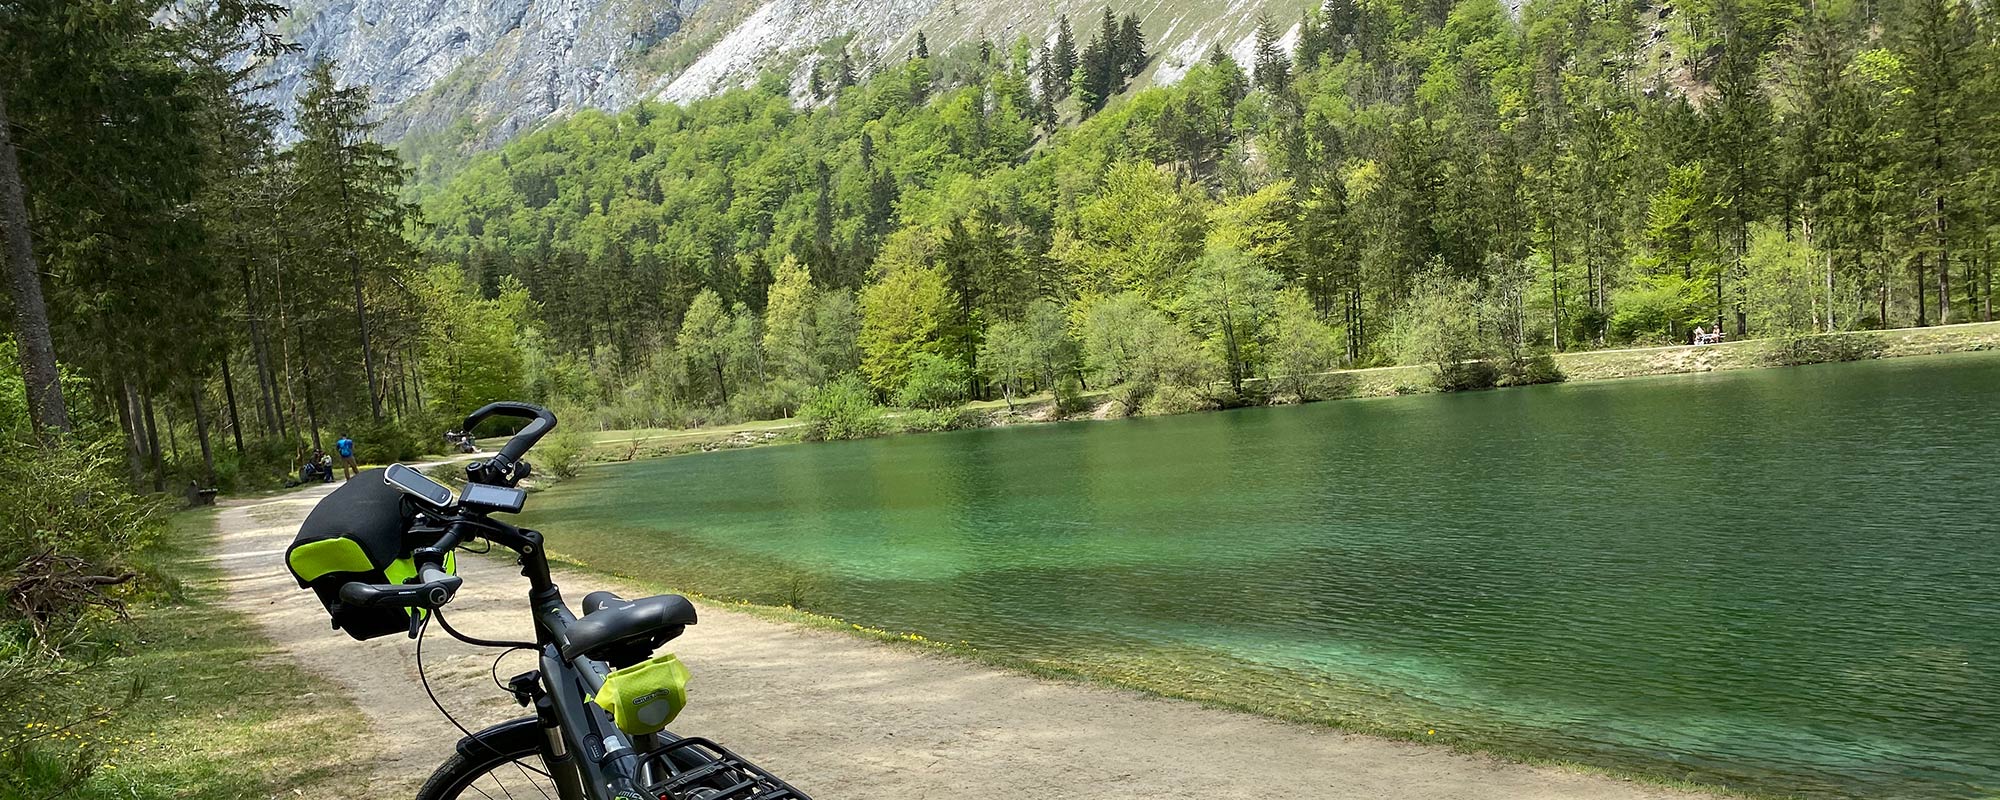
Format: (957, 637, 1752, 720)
(1253, 13, 1291, 94)
(1052, 16, 1079, 101)
(1117, 14, 1148, 78)
(1888, 0, 1978, 324)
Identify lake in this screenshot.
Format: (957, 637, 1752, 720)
(520, 353, 2000, 798)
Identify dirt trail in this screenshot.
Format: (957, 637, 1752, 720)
(213, 481, 1700, 800)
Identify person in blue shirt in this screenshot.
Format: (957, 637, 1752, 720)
(335, 434, 358, 480)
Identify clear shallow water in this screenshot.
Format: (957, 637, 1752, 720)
(522, 354, 2000, 798)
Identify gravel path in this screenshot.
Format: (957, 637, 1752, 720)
(212, 480, 1701, 800)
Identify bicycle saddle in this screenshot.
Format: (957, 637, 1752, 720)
(565, 591, 696, 666)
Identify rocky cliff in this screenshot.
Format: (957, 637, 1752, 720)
(256, 0, 1306, 151)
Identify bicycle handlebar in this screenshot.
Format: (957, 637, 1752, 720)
(462, 402, 556, 468)
(339, 565, 462, 610)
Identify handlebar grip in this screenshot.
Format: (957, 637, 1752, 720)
(339, 568, 462, 610)
(461, 402, 557, 466)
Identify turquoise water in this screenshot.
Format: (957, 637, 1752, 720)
(521, 354, 2000, 798)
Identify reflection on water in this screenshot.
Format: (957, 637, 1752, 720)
(522, 353, 2000, 798)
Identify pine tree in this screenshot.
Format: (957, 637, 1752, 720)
(1116, 14, 1148, 79)
(0, 83, 66, 436)
(1889, 0, 1979, 325)
(1253, 13, 1291, 94)
(1052, 16, 1079, 101)
(290, 59, 414, 422)
(1074, 8, 1121, 116)
(1702, 4, 1776, 334)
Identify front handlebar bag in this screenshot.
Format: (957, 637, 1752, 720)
(285, 468, 455, 640)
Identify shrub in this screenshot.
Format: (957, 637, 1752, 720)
(894, 353, 969, 409)
(798, 375, 885, 441)
(1496, 352, 1566, 387)
(896, 407, 986, 433)
(1763, 333, 1883, 367)
(1139, 384, 1216, 416)
(0, 438, 163, 641)
(1053, 375, 1090, 415)
(536, 419, 591, 480)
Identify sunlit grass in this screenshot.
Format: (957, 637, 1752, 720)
(5, 509, 374, 800)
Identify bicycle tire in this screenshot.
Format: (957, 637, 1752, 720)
(415, 717, 560, 800)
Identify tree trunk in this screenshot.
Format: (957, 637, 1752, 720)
(1935, 196, 1949, 325)
(354, 265, 381, 421)
(142, 387, 165, 493)
(299, 334, 324, 452)
(338, 167, 382, 422)
(1984, 244, 1993, 322)
(409, 346, 424, 411)
(1915, 253, 1928, 326)
(191, 381, 215, 484)
(1962, 253, 1976, 324)
(713, 355, 729, 405)
(220, 357, 245, 454)
(0, 84, 69, 436)
(238, 258, 280, 435)
(117, 378, 145, 486)
(1550, 247, 1563, 352)
(1937, 246, 1951, 325)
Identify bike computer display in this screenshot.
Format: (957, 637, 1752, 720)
(384, 463, 454, 509)
(460, 482, 526, 514)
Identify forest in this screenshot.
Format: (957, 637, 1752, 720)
(3, 0, 2000, 491)
(418, 0, 2000, 430)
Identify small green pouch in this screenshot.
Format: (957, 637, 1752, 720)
(593, 653, 690, 735)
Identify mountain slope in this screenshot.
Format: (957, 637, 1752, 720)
(257, 0, 1310, 150)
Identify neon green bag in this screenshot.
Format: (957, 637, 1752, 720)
(593, 653, 690, 735)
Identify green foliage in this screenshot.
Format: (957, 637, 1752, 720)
(894, 352, 970, 409)
(0, 439, 164, 634)
(1266, 287, 1340, 400)
(1497, 352, 1566, 387)
(1054, 375, 1091, 415)
(1743, 223, 1826, 334)
(1395, 273, 1499, 392)
(1139, 384, 1217, 416)
(536, 417, 591, 480)
(895, 406, 986, 433)
(1180, 245, 1280, 394)
(1610, 274, 1708, 343)
(1082, 293, 1205, 393)
(763, 256, 822, 385)
(9, 0, 2000, 484)
(418, 264, 531, 415)
(859, 243, 956, 394)
(1763, 332, 1886, 366)
(977, 319, 1040, 403)
(797, 375, 886, 441)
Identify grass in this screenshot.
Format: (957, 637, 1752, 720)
(1, 509, 371, 800)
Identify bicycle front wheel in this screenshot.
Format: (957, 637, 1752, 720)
(415, 718, 564, 800)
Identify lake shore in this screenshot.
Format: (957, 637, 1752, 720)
(583, 320, 2000, 464)
(210, 482, 1726, 800)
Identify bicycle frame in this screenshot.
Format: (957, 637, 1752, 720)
(451, 514, 656, 800)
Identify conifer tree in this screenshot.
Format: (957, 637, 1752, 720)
(1253, 13, 1291, 94)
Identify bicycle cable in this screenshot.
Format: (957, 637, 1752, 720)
(435, 606, 537, 650)
(416, 612, 554, 780)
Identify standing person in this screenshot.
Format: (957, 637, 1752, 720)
(335, 433, 358, 480)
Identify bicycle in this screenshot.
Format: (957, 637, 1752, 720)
(285, 402, 809, 800)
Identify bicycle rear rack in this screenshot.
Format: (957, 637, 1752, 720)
(641, 736, 810, 800)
